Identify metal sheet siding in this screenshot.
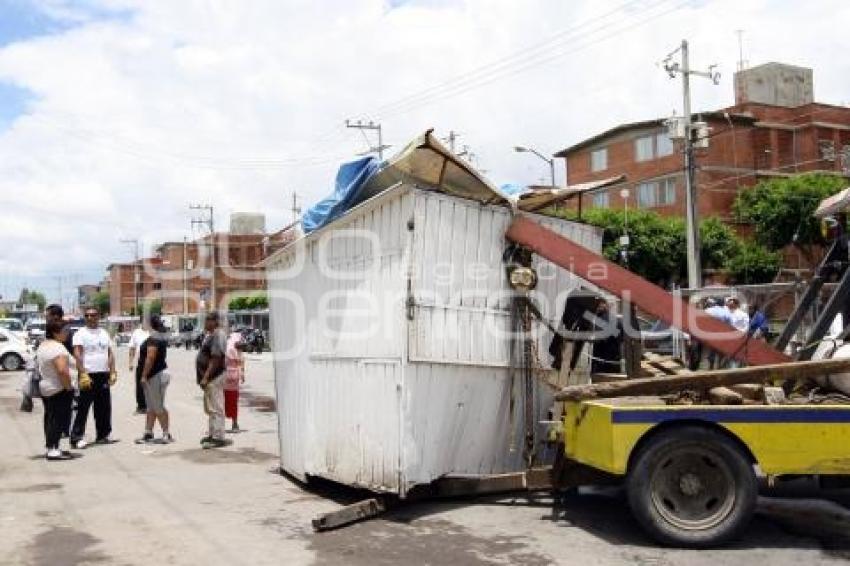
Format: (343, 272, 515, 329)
(268, 186, 412, 490)
(268, 185, 603, 494)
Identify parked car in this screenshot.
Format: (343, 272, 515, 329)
(0, 318, 27, 342)
(0, 327, 33, 371)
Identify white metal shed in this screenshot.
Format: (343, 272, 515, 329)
(266, 183, 603, 496)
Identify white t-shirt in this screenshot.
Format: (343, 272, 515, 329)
(37, 340, 70, 397)
(129, 328, 150, 350)
(73, 327, 112, 373)
(729, 308, 750, 332)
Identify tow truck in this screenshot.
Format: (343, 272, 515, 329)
(505, 215, 850, 548)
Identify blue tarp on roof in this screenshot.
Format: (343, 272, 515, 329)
(301, 156, 383, 234)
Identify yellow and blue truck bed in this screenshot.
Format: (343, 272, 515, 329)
(565, 399, 850, 477)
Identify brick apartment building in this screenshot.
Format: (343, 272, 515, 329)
(557, 62, 850, 222)
(106, 214, 297, 316)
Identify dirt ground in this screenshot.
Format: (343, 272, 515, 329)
(2, 347, 849, 566)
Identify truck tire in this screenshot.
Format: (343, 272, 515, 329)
(626, 425, 757, 548)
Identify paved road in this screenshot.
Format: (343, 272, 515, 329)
(2, 348, 849, 565)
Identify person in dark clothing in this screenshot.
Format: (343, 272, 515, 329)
(589, 299, 623, 375)
(135, 315, 173, 444)
(37, 320, 75, 460)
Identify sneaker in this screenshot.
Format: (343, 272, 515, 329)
(95, 436, 118, 445)
(203, 438, 227, 449)
(134, 408, 146, 415)
(134, 432, 154, 445)
(200, 436, 213, 445)
(71, 439, 88, 450)
(46, 448, 63, 460)
(160, 433, 175, 444)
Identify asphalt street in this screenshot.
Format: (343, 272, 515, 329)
(2, 347, 849, 566)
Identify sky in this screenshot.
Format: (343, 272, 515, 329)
(0, 0, 848, 307)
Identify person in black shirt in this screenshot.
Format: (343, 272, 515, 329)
(134, 315, 173, 444)
(196, 311, 227, 448)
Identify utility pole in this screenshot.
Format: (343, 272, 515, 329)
(119, 238, 140, 314)
(182, 236, 189, 314)
(443, 130, 460, 153)
(291, 192, 302, 223)
(345, 119, 390, 160)
(190, 204, 215, 311)
(663, 40, 720, 289)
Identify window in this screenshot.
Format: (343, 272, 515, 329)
(153, 282, 162, 290)
(590, 148, 607, 172)
(637, 182, 658, 207)
(637, 179, 677, 208)
(661, 178, 677, 205)
(635, 136, 654, 162)
(591, 190, 609, 208)
(656, 132, 674, 157)
(819, 140, 836, 162)
(636, 132, 674, 162)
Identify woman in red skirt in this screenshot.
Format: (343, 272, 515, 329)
(224, 331, 245, 432)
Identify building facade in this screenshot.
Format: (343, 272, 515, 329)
(557, 63, 850, 222)
(106, 219, 298, 316)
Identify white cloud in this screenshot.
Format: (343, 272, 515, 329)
(0, 0, 848, 303)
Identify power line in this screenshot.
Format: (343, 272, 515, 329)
(344, 119, 390, 160)
(371, 0, 688, 120)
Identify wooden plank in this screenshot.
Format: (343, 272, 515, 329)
(555, 358, 850, 401)
(505, 215, 791, 366)
(709, 386, 744, 405)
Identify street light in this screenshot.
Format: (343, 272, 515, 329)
(514, 145, 556, 188)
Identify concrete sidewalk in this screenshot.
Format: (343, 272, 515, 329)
(1, 348, 847, 565)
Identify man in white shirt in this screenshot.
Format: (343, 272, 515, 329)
(726, 297, 750, 332)
(70, 307, 117, 447)
(128, 321, 150, 414)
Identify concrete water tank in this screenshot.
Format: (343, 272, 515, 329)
(230, 212, 266, 235)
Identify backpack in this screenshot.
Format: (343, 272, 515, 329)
(23, 355, 43, 400)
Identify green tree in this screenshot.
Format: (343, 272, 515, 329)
(556, 208, 778, 285)
(91, 291, 110, 315)
(18, 288, 47, 311)
(699, 217, 742, 271)
(725, 243, 782, 284)
(131, 299, 162, 316)
(732, 173, 846, 255)
(228, 293, 268, 311)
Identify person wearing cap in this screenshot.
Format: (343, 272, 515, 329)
(134, 315, 173, 444)
(196, 311, 227, 448)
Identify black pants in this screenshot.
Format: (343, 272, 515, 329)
(72, 372, 112, 441)
(42, 390, 73, 450)
(135, 369, 146, 411)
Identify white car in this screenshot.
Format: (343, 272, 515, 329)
(0, 318, 27, 342)
(0, 327, 33, 371)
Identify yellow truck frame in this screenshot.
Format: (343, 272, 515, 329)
(562, 399, 850, 547)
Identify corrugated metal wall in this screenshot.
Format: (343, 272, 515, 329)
(268, 186, 412, 490)
(268, 185, 603, 494)
(401, 191, 601, 489)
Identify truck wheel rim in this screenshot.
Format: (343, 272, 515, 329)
(3, 356, 19, 370)
(649, 446, 737, 531)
